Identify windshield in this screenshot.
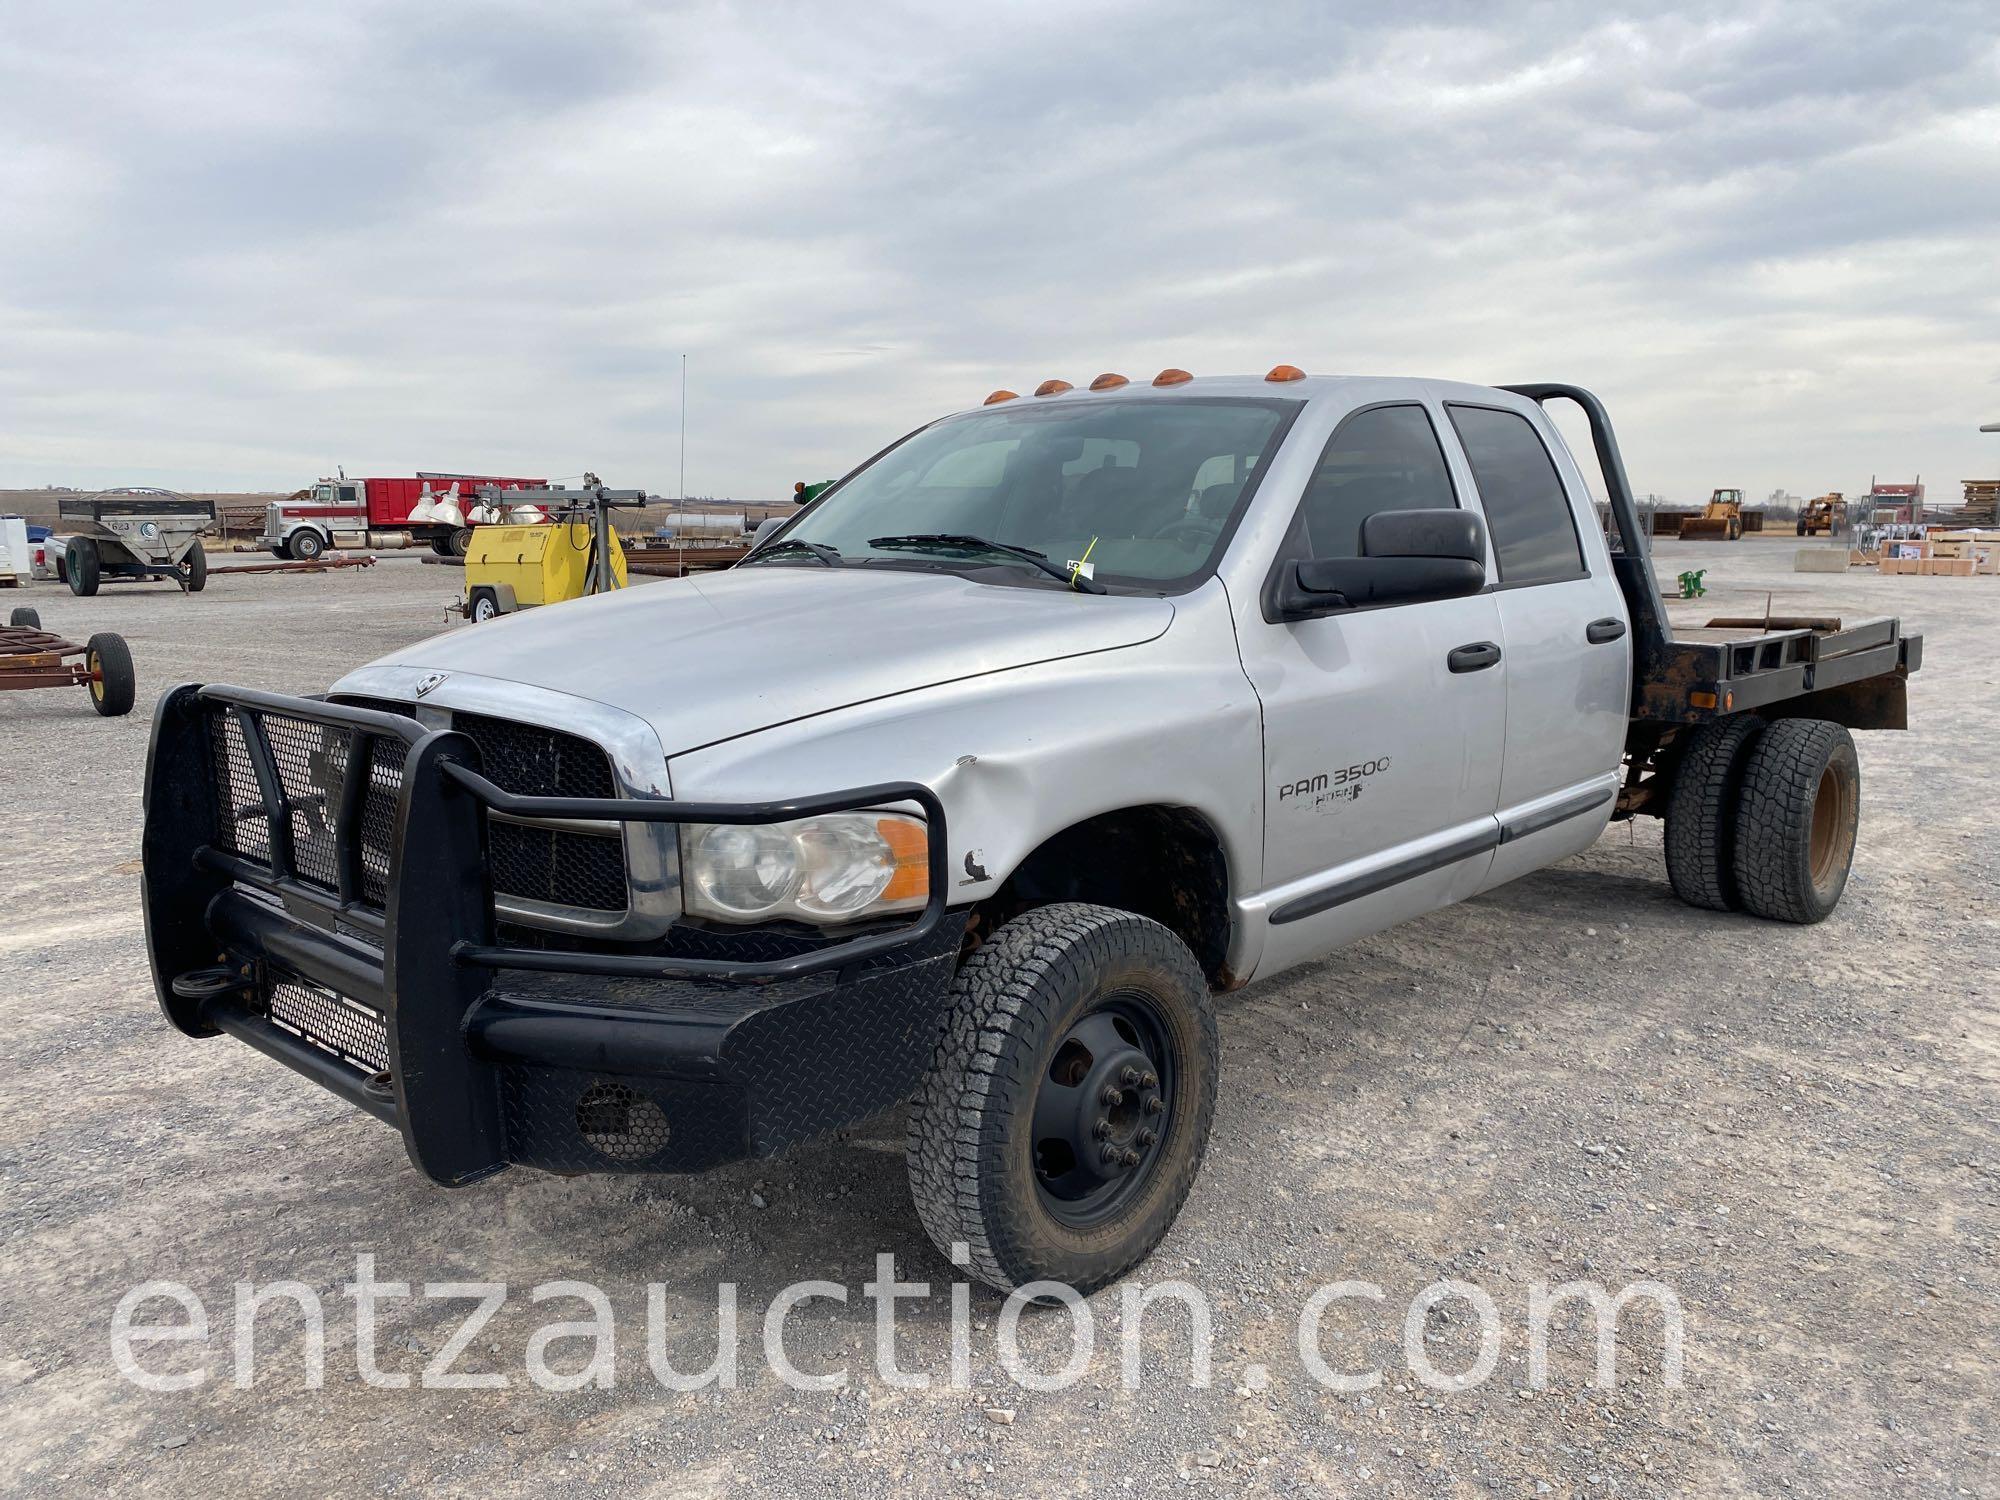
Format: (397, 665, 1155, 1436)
(763, 397, 1298, 591)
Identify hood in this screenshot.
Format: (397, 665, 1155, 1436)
(350, 565, 1174, 757)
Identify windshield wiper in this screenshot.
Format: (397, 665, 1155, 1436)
(746, 537, 842, 568)
(866, 534, 1107, 593)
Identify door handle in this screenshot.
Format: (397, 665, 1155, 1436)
(1586, 617, 1627, 645)
(1447, 641, 1502, 673)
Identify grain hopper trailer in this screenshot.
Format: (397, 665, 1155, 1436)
(54, 489, 216, 595)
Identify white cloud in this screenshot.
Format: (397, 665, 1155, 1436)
(0, 0, 1995, 503)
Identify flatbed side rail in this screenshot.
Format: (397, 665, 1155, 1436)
(1501, 383, 1674, 684)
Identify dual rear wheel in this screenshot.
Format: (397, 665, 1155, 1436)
(1664, 715, 1859, 924)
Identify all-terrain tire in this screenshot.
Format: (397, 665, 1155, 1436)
(85, 632, 135, 716)
(1730, 719, 1859, 924)
(906, 902, 1218, 1295)
(1663, 713, 1764, 911)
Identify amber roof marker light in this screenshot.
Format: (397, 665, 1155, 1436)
(1152, 368, 1192, 387)
(983, 389, 1019, 405)
(1034, 379, 1074, 397)
(1265, 364, 1307, 382)
(1089, 372, 1129, 391)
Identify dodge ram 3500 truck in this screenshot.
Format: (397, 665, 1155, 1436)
(143, 373, 1921, 1293)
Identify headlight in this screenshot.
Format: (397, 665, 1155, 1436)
(680, 812, 929, 926)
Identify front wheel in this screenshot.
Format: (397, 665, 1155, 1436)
(289, 529, 325, 562)
(183, 539, 207, 591)
(906, 903, 1218, 1295)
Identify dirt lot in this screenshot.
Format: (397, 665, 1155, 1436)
(1, 540, 1994, 1498)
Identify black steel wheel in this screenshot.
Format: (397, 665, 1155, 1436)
(906, 902, 1218, 1294)
(1030, 996, 1177, 1229)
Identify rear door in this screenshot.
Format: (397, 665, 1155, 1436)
(1441, 400, 1629, 887)
(1236, 401, 1507, 977)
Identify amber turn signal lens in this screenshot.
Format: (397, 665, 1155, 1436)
(877, 817, 930, 903)
(1265, 363, 1306, 382)
(1689, 690, 1718, 709)
(1089, 372, 1129, 391)
(1034, 379, 1074, 397)
(984, 389, 1019, 405)
(1152, 368, 1192, 387)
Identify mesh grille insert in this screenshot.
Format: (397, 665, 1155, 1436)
(210, 712, 272, 862)
(452, 712, 618, 799)
(268, 979, 389, 1075)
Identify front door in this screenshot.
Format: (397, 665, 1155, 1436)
(1236, 401, 1507, 977)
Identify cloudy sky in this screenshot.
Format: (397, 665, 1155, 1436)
(3, 1, 1996, 506)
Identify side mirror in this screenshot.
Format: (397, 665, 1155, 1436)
(1275, 508, 1487, 619)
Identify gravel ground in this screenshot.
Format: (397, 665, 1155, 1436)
(1, 540, 1994, 1498)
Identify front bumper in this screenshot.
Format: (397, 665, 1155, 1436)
(142, 684, 960, 1186)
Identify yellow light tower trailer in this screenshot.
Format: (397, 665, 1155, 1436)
(461, 479, 645, 623)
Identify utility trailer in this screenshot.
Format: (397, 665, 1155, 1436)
(0, 607, 136, 715)
(55, 489, 216, 596)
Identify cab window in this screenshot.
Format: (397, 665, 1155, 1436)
(1446, 405, 1586, 585)
(1294, 404, 1458, 558)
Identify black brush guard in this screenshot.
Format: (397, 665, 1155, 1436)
(142, 684, 957, 1187)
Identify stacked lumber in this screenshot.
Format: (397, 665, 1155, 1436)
(1956, 480, 1999, 527)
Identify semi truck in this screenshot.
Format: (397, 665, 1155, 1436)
(143, 372, 1920, 1295)
(260, 473, 545, 561)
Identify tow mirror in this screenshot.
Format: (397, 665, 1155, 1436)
(1275, 508, 1487, 619)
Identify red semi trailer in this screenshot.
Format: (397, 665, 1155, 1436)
(258, 473, 546, 559)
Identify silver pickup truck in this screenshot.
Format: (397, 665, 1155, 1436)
(142, 373, 1920, 1293)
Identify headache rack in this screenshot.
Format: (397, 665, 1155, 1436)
(1504, 383, 1921, 730)
(142, 684, 951, 1185)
